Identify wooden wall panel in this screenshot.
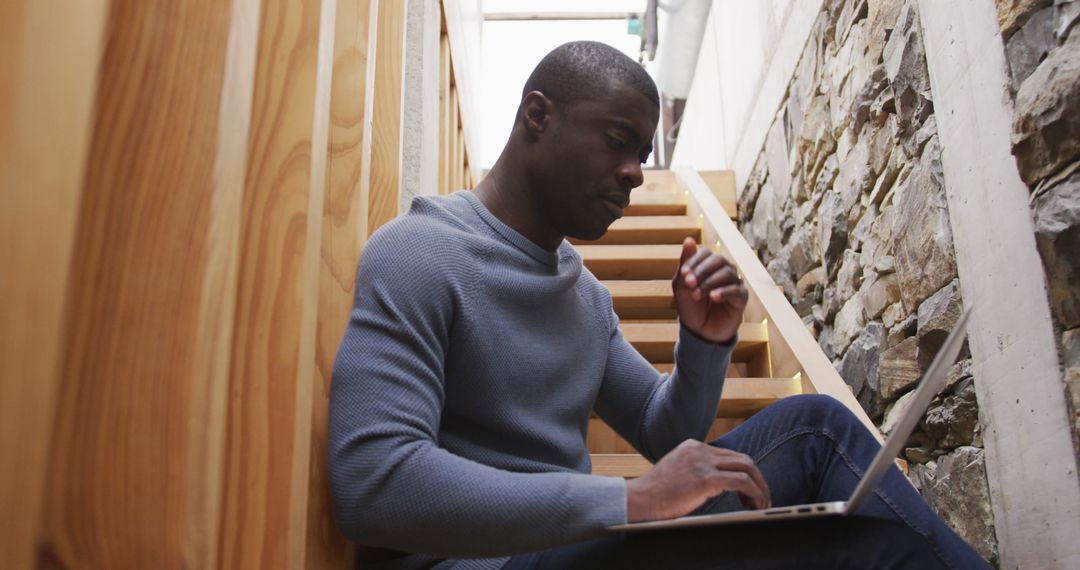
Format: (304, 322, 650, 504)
(435, 1, 479, 194)
(449, 87, 459, 191)
(4, 0, 479, 566)
(186, 0, 262, 566)
(292, 2, 340, 567)
(39, 0, 251, 566)
(441, 0, 482, 185)
(305, 0, 378, 567)
(367, 0, 407, 235)
(455, 125, 465, 190)
(0, 1, 108, 568)
(219, 0, 336, 566)
(439, 33, 451, 195)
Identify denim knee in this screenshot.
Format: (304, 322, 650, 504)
(778, 393, 860, 431)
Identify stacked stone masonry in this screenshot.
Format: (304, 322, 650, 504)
(737, 0, 998, 563)
(1000, 0, 1080, 468)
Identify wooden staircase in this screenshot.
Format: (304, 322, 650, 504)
(571, 170, 803, 478)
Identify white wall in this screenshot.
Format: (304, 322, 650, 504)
(667, 11, 726, 170)
(479, 19, 641, 168)
(671, 0, 823, 193)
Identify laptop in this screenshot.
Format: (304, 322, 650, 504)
(608, 306, 973, 532)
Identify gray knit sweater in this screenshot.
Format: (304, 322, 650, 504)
(329, 191, 733, 569)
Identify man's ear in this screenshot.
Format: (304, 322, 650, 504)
(520, 91, 554, 137)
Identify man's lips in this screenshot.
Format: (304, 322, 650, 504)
(600, 195, 628, 219)
(604, 193, 630, 208)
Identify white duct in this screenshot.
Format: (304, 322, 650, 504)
(656, 0, 712, 99)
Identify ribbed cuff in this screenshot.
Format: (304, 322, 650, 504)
(674, 322, 735, 384)
(567, 473, 629, 531)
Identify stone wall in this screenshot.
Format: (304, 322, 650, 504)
(999, 0, 1080, 464)
(736, 0, 998, 563)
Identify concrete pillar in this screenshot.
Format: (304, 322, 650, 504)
(400, 0, 441, 211)
(918, 1, 1080, 567)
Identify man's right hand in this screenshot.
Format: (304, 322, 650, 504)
(625, 439, 771, 523)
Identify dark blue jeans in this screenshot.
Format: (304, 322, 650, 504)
(505, 394, 990, 569)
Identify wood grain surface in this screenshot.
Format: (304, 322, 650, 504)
(4, 1, 472, 567)
(367, 0, 406, 235)
(41, 0, 241, 567)
(439, 32, 451, 194)
(306, 0, 378, 567)
(698, 170, 738, 219)
(0, 1, 108, 568)
(219, 0, 335, 566)
(450, 88, 461, 190)
(188, 0, 261, 566)
(456, 125, 466, 190)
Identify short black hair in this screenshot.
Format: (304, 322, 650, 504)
(521, 41, 660, 114)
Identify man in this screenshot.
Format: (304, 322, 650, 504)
(329, 41, 988, 569)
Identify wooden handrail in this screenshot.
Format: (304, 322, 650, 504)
(675, 167, 882, 440)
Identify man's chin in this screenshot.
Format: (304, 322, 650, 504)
(567, 225, 611, 242)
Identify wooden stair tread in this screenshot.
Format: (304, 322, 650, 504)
(621, 321, 768, 362)
(604, 279, 673, 297)
(582, 169, 819, 477)
(717, 377, 802, 416)
(577, 244, 682, 280)
(576, 243, 683, 260)
(588, 417, 747, 477)
(590, 377, 798, 419)
(604, 279, 675, 319)
(568, 216, 700, 246)
(654, 363, 758, 375)
(591, 454, 652, 477)
(625, 192, 685, 216)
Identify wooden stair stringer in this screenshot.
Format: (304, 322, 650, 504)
(676, 166, 881, 440)
(574, 170, 819, 477)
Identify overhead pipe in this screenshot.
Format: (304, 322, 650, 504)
(656, 0, 712, 100)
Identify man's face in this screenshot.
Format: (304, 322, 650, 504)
(529, 82, 659, 241)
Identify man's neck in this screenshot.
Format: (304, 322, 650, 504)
(473, 162, 563, 252)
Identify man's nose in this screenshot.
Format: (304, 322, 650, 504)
(617, 160, 644, 189)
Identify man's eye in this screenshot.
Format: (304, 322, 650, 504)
(607, 135, 626, 149)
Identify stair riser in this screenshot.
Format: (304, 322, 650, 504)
(623, 203, 685, 216)
(583, 259, 678, 280)
(569, 227, 700, 246)
(576, 169, 810, 477)
(613, 302, 677, 320)
(626, 339, 769, 365)
(621, 322, 769, 364)
(605, 280, 677, 320)
(587, 418, 744, 460)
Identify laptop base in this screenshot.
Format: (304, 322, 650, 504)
(608, 501, 848, 532)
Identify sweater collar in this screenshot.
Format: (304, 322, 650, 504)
(459, 190, 563, 268)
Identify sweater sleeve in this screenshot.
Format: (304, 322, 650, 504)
(593, 305, 734, 463)
(327, 219, 626, 558)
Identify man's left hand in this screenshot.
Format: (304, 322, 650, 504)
(672, 237, 748, 344)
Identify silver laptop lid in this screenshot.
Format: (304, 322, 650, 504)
(845, 306, 973, 513)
